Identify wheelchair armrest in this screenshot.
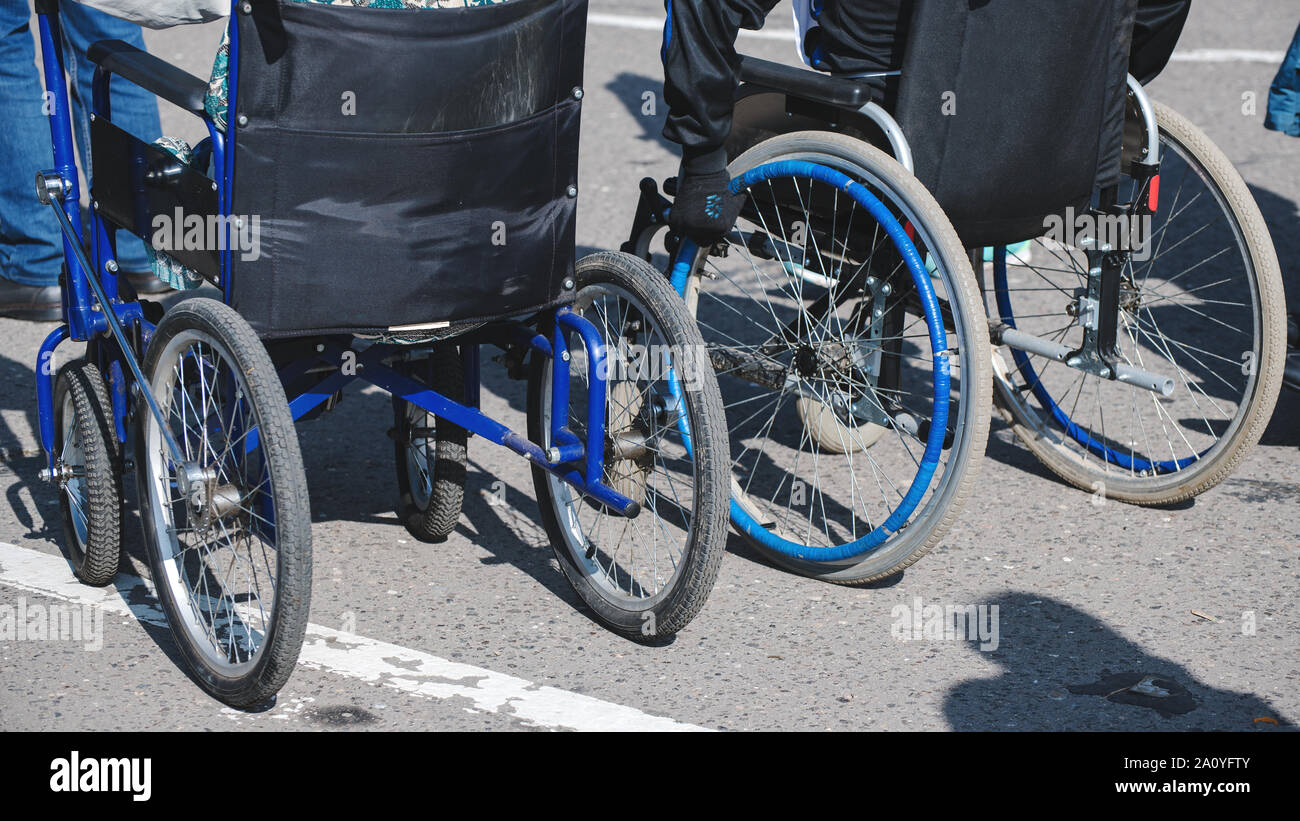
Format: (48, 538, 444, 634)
(738, 56, 873, 109)
(87, 39, 208, 117)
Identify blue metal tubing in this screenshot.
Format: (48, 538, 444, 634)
(991, 246, 1198, 474)
(282, 334, 639, 517)
(36, 11, 89, 338)
(549, 319, 572, 448)
(554, 308, 613, 490)
(36, 326, 70, 468)
(34, 3, 233, 471)
(222, 3, 241, 303)
(669, 160, 951, 561)
(45, 198, 166, 456)
(35, 9, 141, 468)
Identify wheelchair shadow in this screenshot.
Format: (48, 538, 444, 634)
(285, 370, 668, 642)
(1244, 182, 1300, 447)
(1247, 183, 1300, 316)
(454, 459, 581, 597)
(1260, 381, 1300, 447)
(452, 458, 691, 644)
(943, 591, 1293, 730)
(983, 416, 1201, 511)
(719, 523, 909, 588)
(0, 346, 66, 546)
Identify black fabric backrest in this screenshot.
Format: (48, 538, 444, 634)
(229, 0, 588, 338)
(236, 0, 586, 133)
(894, 0, 1137, 248)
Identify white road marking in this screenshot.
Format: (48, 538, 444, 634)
(0, 542, 707, 732)
(1170, 49, 1284, 64)
(589, 12, 794, 41)
(589, 13, 1283, 62)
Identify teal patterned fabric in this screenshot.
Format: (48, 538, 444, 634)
(147, 137, 208, 290)
(204, 0, 510, 133)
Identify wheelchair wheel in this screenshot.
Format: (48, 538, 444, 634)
(667, 132, 991, 584)
(135, 298, 312, 707)
(989, 101, 1286, 504)
(53, 360, 122, 586)
(393, 345, 467, 542)
(528, 252, 729, 641)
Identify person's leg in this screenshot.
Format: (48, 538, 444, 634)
(0, 2, 63, 289)
(807, 0, 913, 107)
(59, 0, 161, 274)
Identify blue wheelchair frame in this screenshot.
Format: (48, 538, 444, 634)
(32, 2, 641, 519)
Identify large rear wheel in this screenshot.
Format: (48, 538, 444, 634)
(528, 252, 729, 640)
(136, 298, 312, 707)
(667, 132, 991, 584)
(988, 101, 1286, 504)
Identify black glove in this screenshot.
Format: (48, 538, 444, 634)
(669, 168, 744, 245)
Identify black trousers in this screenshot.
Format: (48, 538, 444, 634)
(662, 0, 911, 171)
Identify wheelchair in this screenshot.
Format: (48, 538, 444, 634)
(32, 0, 730, 707)
(624, 0, 1286, 581)
(625, 55, 991, 586)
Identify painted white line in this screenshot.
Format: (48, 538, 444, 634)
(589, 13, 1284, 63)
(589, 12, 795, 42)
(0, 542, 708, 732)
(1170, 49, 1284, 64)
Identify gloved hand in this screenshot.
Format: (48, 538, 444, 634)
(669, 168, 744, 245)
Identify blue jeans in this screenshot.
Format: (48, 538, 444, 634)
(0, 1, 160, 286)
(1265, 23, 1300, 138)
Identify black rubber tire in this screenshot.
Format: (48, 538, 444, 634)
(990, 102, 1286, 504)
(393, 345, 467, 542)
(527, 252, 730, 641)
(135, 298, 312, 708)
(53, 360, 122, 586)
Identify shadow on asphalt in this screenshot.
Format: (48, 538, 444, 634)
(943, 591, 1294, 730)
(0, 348, 60, 544)
(605, 72, 674, 152)
(1248, 183, 1299, 316)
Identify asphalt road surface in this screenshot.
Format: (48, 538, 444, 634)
(1, 0, 1296, 731)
